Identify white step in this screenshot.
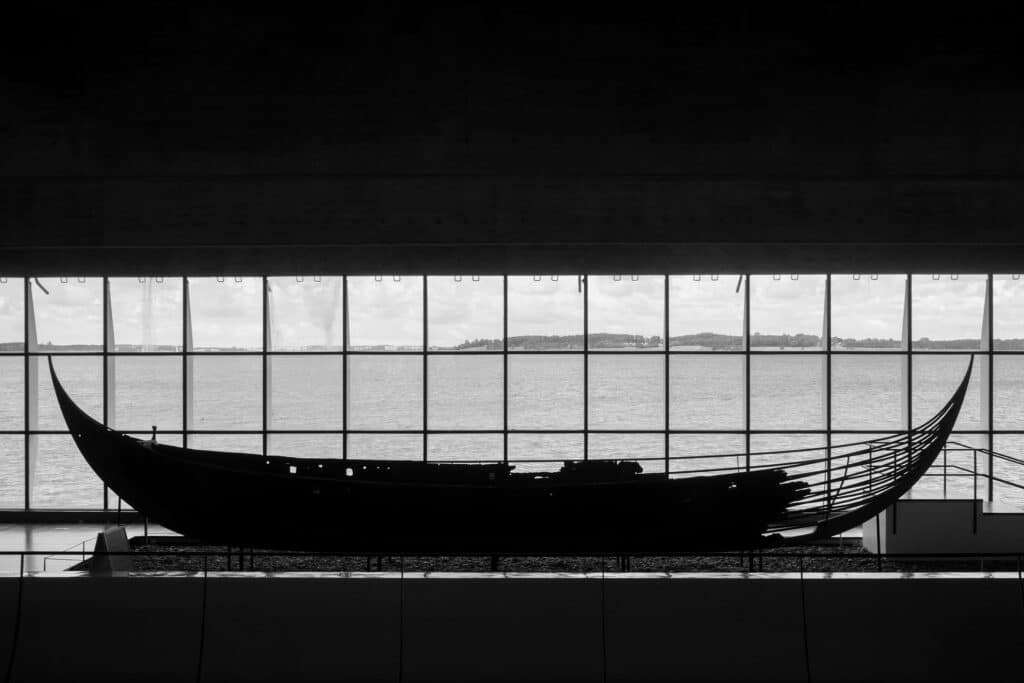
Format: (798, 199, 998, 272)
(864, 498, 1024, 555)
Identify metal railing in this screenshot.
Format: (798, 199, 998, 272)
(929, 441, 1024, 506)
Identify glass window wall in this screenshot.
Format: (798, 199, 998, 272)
(0, 273, 1018, 510)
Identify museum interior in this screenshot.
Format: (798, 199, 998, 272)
(2, 5, 1024, 682)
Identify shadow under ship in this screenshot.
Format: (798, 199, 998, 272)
(50, 357, 972, 553)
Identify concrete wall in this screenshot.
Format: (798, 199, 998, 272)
(1, 572, 1023, 682)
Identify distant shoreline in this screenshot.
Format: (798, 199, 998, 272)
(4, 332, 1021, 353)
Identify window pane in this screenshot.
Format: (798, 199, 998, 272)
(911, 275, 986, 350)
(669, 355, 744, 430)
(0, 435, 22, 508)
(588, 355, 664, 429)
(188, 277, 263, 351)
(830, 432, 895, 500)
(35, 356, 102, 430)
(0, 357, 23, 430)
(589, 434, 664, 473)
(913, 435, 987, 500)
(830, 274, 905, 350)
(0, 278, 24, 352)
(831, 355, 905, 430)
(427, 356, 502, 429)
(508, 355, 583, 430)
(31, 278, 103, 351)
(267, 276, 343, 351)
(992, 436, 1024, 508)
(187, 434, 262, 454)
(427, 276, 503, 350)
(912, 355, 985, 431)
(994, 356, 1024, 430)
(428, 434, 503, 462)
(751, 434, 827, 454)
(750, 435, 828, 490)
(750, 356, 825, 430)
(749, 275, 825, 350)
(508, 434, 583, 472)
(347, 434, 421, 460)
(347, 355, 422, 429)
(588, 276, 664, 350)
(112, 356, 182, 432)
(30, 434, 103, 508)
(267, 355, 343, 430)
(507, 276, 583, 350)
(109, 277, 183, 351)
(994, 275, 1024, 349)
(668, 275, 743, 350)
(669, 435, 746, 476)
(267, 434, 344, 459)
(188, 356, 261, 430)
(347, 276, 422, 351)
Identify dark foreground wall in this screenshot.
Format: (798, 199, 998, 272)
(0, 572, 1022, 682)
(4, 6, 1024, 274)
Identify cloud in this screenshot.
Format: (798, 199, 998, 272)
(348, 277, 423, 347)
(187, 278, 263, 349)
(427, 277, 503, 347)
(268, 277, 344, 349)
(507, 276, 584, 337)
(30, 278, 104, 346)
(109, 278, 183, 347)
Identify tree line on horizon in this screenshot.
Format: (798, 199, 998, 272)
(448, 333, 1024, 350)
(6, 334, 1024, 352)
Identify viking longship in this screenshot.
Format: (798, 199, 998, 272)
(49, 356, 972, 553)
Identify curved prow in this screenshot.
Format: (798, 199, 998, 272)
(48, 355, 126, 487)
(49, 355, 106, 433)
(775, 354, 975, 542)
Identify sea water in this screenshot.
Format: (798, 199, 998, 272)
(1, 353, 1022, 509)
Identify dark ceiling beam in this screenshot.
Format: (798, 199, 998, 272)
(2, 176, 1021, 247)
(4, 243, 1024, 278)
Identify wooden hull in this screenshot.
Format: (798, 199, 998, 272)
(82, 439, 806, 552)
(48, 356, 971, 553)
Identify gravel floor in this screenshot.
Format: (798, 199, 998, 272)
(110, 538, 1020, 574)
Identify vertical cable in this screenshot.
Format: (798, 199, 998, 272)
(798, 556, 812, 683)
(195, 555, 208, 683)
(398, 555, 405, 683)
(4, 554, 24, 683)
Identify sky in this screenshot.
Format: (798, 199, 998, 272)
(0, 274, 1022, 347)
